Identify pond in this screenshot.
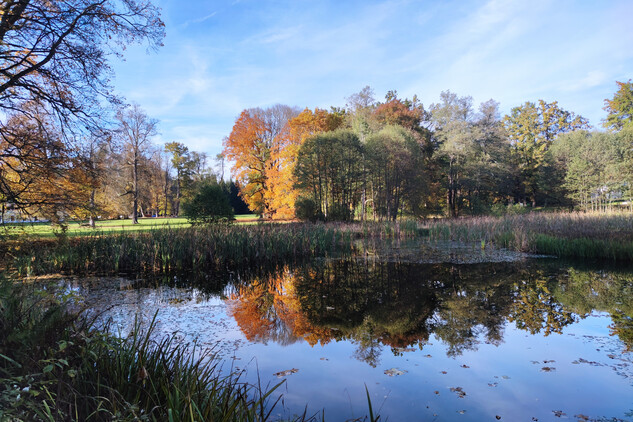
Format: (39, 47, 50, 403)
(59, 242, 633, 421)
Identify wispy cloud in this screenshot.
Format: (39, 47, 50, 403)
(112, 0, 633, 158)
(185, 11, 217, 26)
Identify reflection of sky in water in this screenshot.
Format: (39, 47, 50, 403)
(59, 260, 633, 421)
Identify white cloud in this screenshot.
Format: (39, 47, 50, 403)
(111, 0, 633, 157)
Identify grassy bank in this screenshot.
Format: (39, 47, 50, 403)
(1, 215, 259, 238)
(427, 212, 633, 260)
(0, 278, 291, 421)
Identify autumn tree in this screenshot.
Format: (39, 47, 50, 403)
(0, 0, 163, 216)
(267, 108, 343, 219)
(116, 104, 157, 224)
(0, 102, 82, 221)
(223, 105, 299, 218)
(603, 80, 633, 132)
(503, 100, 589, 207)
(372, 92, 429, 134)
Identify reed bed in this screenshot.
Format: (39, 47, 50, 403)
(8, 221, 424, 277)
(426, 212, 633, 260)
(10, 223, 353, 277)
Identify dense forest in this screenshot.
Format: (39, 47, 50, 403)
(224, 83, 633, 221)
(2, 81, 632, 224)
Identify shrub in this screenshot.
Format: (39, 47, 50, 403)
(183, 183, 234, 225)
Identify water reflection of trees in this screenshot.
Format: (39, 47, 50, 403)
(225, 259, 633, 364)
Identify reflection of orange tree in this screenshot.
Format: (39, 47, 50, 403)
(226, 267, 334, 346)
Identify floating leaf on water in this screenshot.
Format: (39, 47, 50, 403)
(384, 368, 407, 376)
(273, 368, 299, 378)
(450, 386, 466, 398)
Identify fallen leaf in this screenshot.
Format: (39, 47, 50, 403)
(273, 368, 299, 378)
(450, 386, 466, 398)
(384, 368, 407, 377)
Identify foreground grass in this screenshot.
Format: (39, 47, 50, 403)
(0, 278, 291, 421)
(427, 212, 633, 261)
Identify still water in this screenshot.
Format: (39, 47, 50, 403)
(61, 244, 633, 421)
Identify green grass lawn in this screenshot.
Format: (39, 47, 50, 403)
(1, 214, 260, 238)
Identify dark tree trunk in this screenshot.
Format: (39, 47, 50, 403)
(133, 156, 139, 224)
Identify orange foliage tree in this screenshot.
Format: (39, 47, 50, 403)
(267, 108, 343, 219)
(223, 105, 298, 218)
(224, 106, 341, 219)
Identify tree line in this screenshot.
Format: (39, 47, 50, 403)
(0, 2, 631, 224)
(224, 83, 633, 221)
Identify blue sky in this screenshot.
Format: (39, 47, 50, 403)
(111, 0, 633, 162)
